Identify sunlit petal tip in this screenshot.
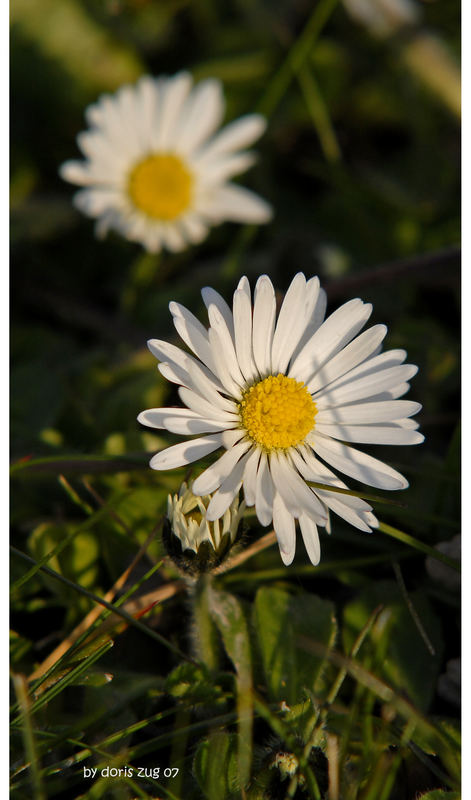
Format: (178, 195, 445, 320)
(279, 547, 295, 566)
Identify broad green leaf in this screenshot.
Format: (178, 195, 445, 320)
(166, 663, 228, 711)
(411, 716, 461, 759)
(27, 523, 99, 612)
(416, 792, 460, 800)
(253, 587, 296, 704)
(193, 731, 239, 800)
(343, 581, 443, 711)
(208, 586, 253, 791)
(254, 587, 337, 705)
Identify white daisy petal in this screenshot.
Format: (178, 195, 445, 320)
(137, 407, 236, 435)
(147, 338, 222, 393)
(242, 447, 261, 506)
(314, 364, 418, 407)
(192, 440, 251, 495)
(273, 492, 297, 565)
(315, 349, 408, 401)
(160, 223, 187, 253)
(316, 400, 421, 425)
(84, 95, 137, 159)
(184, 357, 238, 412)
(313, 491, 374, 532)
(290, 282, 327, 364)
(156, 359, 201, 393)
(197, 114, 267, 161)
(202, 287, 234, 339)
(208, 328, 244, 399)
(74, 188, 123, 216)
(115, 84, 146, 154)
(293, 476, 370, 546)
(135, 76, 161, 150)
(307, 324, 387, 394)
(290, 447, 372, 512)
(252, 275, 276, 375)
(311, 433, 408, 490)
(270, 452, 327, 523)
(233, 277, 259, 383)
(178, 387, 238, 422)
(152, 71, 193, 150)
(299, 513, 321, 566)
(207, 305, 244, 389)
(205, 184, 273, 224)
(197, 152, 257, 184)
(150, 434, 223, 470)
(315, 422, 424, 446)
(159, 360, 222, 398)
(380, 383, 411, 401)
(138, 407, 195, 429)
(289, 299, 372, 384)
(271, 272, 308, 374)
(169, 302, 218, 373)
(255, 453, 275, 526)
(60, 160, 93, 186)
(95, 212, 114, 238)
(221, 428, 247, 449)
(206, 450, 250, 520)
(179, 213, 209, 245)
(396, 418, 420, 429)
(174, 78, 224, 155)
(60, 74, 270, 252)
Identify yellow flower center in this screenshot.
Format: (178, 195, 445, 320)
(127, 153, 193, 221)
(239, 374, 317, 451)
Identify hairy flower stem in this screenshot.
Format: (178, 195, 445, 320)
(190, 573, 220, 672)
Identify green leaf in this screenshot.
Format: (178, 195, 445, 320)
(254, 587, 337, 705)
(343, 581, 444, 711)
(166, 662, 227, 711)
(27, 522, 99, 612)
(411, 716, 461, 757)
(193, 731, 239, 800)
(208, 586, 253, 791)
(416, 792, 460, 800)
(253, 587, 296, 704)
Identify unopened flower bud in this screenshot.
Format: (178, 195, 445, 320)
(163, 483, 245, 574)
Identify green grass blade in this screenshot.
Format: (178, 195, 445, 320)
(10, 547, 191, 662)
(11, 507, 107, 593)
(12, 674, 46, 800)
(377, 521, 460, 571)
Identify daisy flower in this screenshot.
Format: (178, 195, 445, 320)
(60, 72, 272, 253)
(138, 273, 423, 565)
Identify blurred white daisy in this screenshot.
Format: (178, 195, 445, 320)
(60, 73, 272, 253)
(342, 0, 420, 38)
(138, 273, 423, 565)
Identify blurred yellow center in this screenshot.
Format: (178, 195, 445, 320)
(128, 154, 193, 220)
(239, 374, 317, 451)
